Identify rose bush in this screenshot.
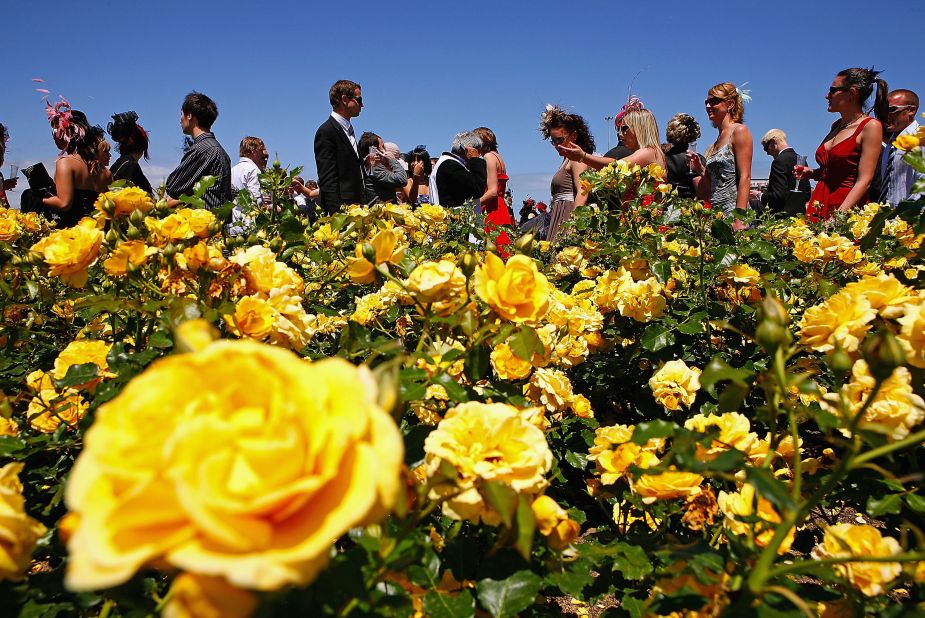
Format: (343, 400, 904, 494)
(0, 140, 924, 616)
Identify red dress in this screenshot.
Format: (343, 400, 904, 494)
(484, 169, 515, 253)
(806, 117, 872, 221)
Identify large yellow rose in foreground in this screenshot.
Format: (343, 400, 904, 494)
(812, 524, 902, 596)
(95, 186, 155, 218)
(799, 290, 876, 353)
(64, 340, 403, 591)
(0, 463, 47, 581)
(30, 218, 103, 288)
(474, 253, 550, 322)
(424, 402, 552, 525)
(405, 259, 467, 316)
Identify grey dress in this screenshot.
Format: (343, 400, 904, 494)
(546, 161, 576, 242)
(706, 143, 738, 213)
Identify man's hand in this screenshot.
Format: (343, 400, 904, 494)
(2, 178, 18, 191)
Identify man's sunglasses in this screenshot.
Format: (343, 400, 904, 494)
(888, 104, 914, 114)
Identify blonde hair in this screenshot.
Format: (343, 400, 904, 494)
(623, 109, 665, 166)
(761, 129, 786, 147)
(708, 82, 744, 123)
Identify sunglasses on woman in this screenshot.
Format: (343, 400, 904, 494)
(704, 97, 727, 106)
(618, 125, 631, 135)
(550, 136, 567, 146)
(828, 86, 852, 95)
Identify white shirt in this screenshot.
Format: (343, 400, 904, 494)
(229, 157, 262, 235)
(231, 156, 261, 199)
(330, 111, 357, 153)
(881, 120, 923, 206)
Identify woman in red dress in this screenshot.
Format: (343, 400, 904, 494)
(794, 67, 887, 221)
(474, 127, 515, 253)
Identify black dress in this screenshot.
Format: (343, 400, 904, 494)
(110, 154, 152, 193)
(664, 145, 702, 199)
(47, 189, 98, 227)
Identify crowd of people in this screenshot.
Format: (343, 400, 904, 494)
(0, 67, 921, 252)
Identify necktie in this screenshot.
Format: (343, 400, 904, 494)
(879, 134, 894, 205)
(346, 124, 357, 153)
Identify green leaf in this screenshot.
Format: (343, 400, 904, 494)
(149, 330, 173, 349)
(53, 362, 99, 388)
(423, 591, 476, 618)
(611, 542, 653, 580)
(867, 493, 902, 517)
(677, 313, 707, 334)
(434, 372, 469, 402)
(640, 324, 675, 352)
(545, 558, 594, 597)
(905, 493, 925, 514)
(745, 467, 796, 513)
(509, 326, 542, 361)
(464, 346, 490, 382)
(482, 482, 518, 527)
(631, 420, 677, 444)
(699, 356, 754, 397)
(477, 571, 542, 618)
(513, 495, 535, 561)
(716, 382, 750, 412)
(711, 219, 735, 244)
(712, 246, 739, 268)
(0, 437, 26, 457)
(564, 450, 588, 470)
(652, 260, 672, 284)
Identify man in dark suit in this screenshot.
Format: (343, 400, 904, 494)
(759, 129, 810, 216)
(314, 80, 365, 214)
(429, 131, 488, 208)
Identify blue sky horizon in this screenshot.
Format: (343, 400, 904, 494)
(3, 0, 923, 207)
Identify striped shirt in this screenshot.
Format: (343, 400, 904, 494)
(165, 132, 232, 210)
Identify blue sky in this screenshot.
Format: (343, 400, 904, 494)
(3, 0, 923, 206)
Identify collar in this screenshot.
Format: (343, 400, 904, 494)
(331, 112, 352, 132)
(237, 156, 259, 167)
(193, 131, 215, 143)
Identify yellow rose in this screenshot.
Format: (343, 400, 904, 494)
(799, 290, 876, 353)
(230, 245, 304, 295)
(53, 339, 113, 391)
(793, 239, 823, 263)
(424, 402, 552, 525)
(649, 360, 701, 410)
(588, 424, 641, 485)
(571, 394, 593, 418)
(0, 463, 47, 581)
(684, 412, 758, 459)
(0, 417, 18, 436)
(145, 212, 193, 244)
(0, 216, 21, 242)
(843, 274, 918, 320)
(722, 264, 761, 285)
(893, 133, 920, 151)
(524, 367, 574, 412)
(30, 218, 103, 288)
(531, 495, 580, 550)
(163, 573, 257, 618)
(826, 360, 925, 441)
(616, 276, 666, 322)
(176, 241, 226, 273)
(346, 228, 406, 284)
(812, 524, 901, 596)
(631, 451, 703, 504)
(717, 483, 793, 553)
(103, 240, 157, 276)
(474, 252, 550, 322)
(27, 389, 88, 433)
(490, 343, 533, 381)
(95, 187, 154, 218)
(225, 296, 276, 339)
(64, 341, 403, 591)
(405, 260, 466, 316)
(593, 268, 631, 314)
(898, 302, 925, 368)
(182, 208, 216, 237)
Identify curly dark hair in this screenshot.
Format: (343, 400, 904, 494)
(665, 113, 701, 147)
(74, 125, 107, 175)
(539, 105, 595, 153)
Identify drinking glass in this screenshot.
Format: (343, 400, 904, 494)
(687, 142, 697, 171)
(791, 155, 807, 192)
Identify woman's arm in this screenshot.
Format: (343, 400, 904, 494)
(572, 161, 590, 207)
(41, 158, 77, 212)
(839, 119, 883, 211)
(556, 143, 615, 171)
(621, 147, 658, 167)
(479, 152, 499, 206)
(731, 124, 753, 212)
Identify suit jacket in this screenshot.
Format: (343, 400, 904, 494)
(434, 155, 487, 208)
(314, 116, 364, 214)
(762, 148, 810, 215)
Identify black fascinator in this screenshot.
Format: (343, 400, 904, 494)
(107, 111, 139, 141)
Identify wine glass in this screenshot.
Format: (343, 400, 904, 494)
(791, 155, 807, 192)
(687, 142, 698, 172)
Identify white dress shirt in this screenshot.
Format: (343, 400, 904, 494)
(229, 157, 262, 235)
(881, 120, 923, 206)
(330, 112, 357, 154)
